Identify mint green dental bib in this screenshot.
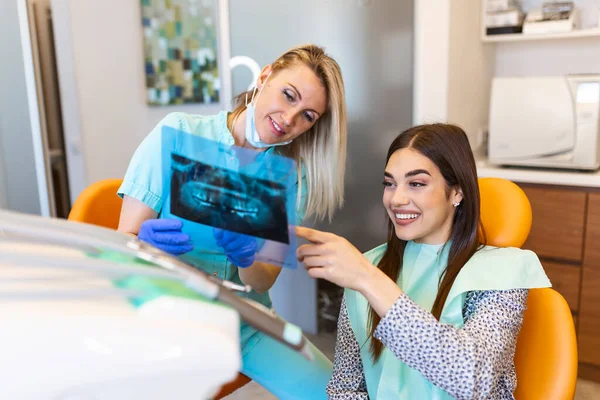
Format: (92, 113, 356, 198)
(345, 242, 551, 399)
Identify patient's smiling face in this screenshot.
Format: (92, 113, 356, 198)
(382, 148, 462, 245)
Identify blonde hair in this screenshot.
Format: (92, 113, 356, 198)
(231, 44, 347, 221)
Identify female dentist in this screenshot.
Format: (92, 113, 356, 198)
(117, 44, 348, 399)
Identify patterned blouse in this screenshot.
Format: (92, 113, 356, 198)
(326, 289, 529, 400)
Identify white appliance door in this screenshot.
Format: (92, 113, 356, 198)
(489, 77, 575, 160)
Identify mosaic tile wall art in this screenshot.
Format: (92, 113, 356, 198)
(141, 0, 221, 106)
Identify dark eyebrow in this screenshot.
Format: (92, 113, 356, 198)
(405, 169, 431, 178)
(384, 171, 394, 179)
(288, 82, 321, 117)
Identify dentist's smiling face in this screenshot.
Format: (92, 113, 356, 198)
(382, 148, 463, 245)
(252, 63, 328, 145)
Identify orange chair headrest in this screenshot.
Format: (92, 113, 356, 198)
(68, 179, 124, 230)
(478, 177, 532, 248)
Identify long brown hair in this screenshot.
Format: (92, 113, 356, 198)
(231, 44, 347, 221)
(368, 124, 486, 361)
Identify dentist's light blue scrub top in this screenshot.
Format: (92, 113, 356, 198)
(118, 111, 308, 350)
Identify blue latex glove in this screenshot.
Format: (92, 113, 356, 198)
(138, 218, 193, 255)
(213, 228, 257, 268)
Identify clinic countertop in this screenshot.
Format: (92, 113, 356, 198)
(476, 158, 600, 188)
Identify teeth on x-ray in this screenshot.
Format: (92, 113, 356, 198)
(170, 153, 290, 244)
(191, 186, 259, 218)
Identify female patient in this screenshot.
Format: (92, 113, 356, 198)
(296, 124, 551, 399)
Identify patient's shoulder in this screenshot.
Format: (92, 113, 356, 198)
(471, 245, 541, 264)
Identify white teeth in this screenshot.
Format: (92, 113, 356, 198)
(395, 213, 419, 220)
(272, 119, 283, 132)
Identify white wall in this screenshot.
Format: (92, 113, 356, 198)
(413, 0, 493, 148)
(447, 0, 494, 149)
(53, 0, 230, 198)
(413, 0, 450, 124)
(495, 38, 600, 77)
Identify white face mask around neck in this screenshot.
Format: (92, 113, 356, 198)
(244, 74, 292, 149)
